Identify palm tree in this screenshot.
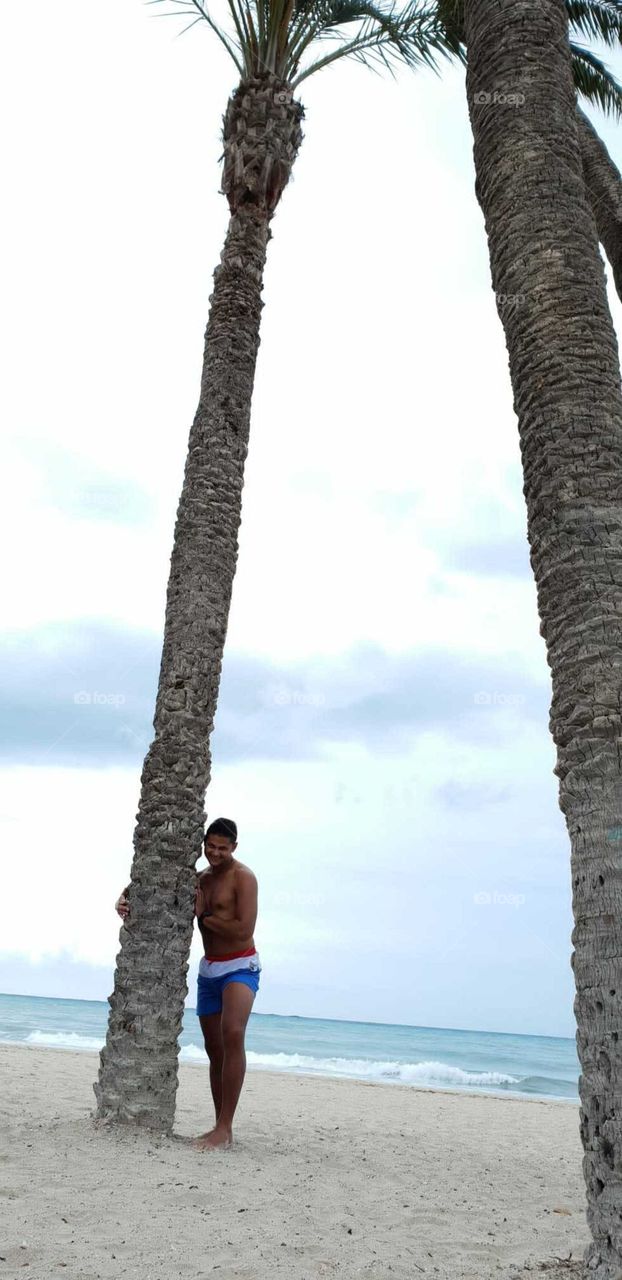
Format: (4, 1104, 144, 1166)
(463, 0, 622, 1273)
(576, 105, 622, 302)
(93, 0, 461, 1131)
(568, 0, 622, 299)
(438, 0, 622, 303)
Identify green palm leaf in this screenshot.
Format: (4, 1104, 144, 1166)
(150, 0, 464, 85)
(566, 0, 622, 47)
(150, 0, 622, 118)
(571, 41, 622, 117)
(290, 0, 463, 84)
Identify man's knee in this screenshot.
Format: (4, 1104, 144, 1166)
(222, 1021, 246, 1051)
(204, 1037, 224, 1063)
(200, 1015, 223, 1061)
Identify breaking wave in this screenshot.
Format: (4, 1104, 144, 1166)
(26, 1030, 104, 1052)
(181, 1044, 520, 1090)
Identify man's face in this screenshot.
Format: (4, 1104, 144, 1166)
(204, 836, 236, 869)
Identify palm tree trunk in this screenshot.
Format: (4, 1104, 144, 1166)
(576, 106, 622, 305)
(94, 76, 303, 1132)
(463, 1, 622, 1274)
(446, 11, 622, 307)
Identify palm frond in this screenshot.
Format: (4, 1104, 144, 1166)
(148, 0, 245, 72)
(434, 0, 466, 46)
(150, 0, 462, 85)
(291, 0, 462, 85)
(285, 0, 412, 78)
(566, 0, 622, 47)
(571, 40, 622, 117)
(229, 0, 260, 76)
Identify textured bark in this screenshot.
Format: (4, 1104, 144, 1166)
(221, 77, 302, 213)
(577, 107, 622, 306)
(94, 76, 303, 1132)
(463, 1, 622, 1275)
(445, 8, 622, 309)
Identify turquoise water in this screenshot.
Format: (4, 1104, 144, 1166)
(0, 992, 579, 1101)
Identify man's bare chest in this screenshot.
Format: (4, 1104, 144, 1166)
(199, 870, 236, 914)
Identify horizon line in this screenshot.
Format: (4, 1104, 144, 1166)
(0, 989, 575, 1042)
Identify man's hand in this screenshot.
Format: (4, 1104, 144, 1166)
(195, 871, 214, 920)
(115, 892, 129, 920)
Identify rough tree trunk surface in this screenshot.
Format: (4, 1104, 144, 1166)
(222, 77, 302, 213)
(94, 76, 303, 1132)
(463, 1, 622, 1276)
(444, 11, 622, 308)
(576, 108, 622, 307)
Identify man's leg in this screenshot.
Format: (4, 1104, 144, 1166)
(194, 979, 255, 1150)
(199, 1013, 224, 1120)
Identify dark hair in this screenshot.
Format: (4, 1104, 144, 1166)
(204, 817, 238, 843)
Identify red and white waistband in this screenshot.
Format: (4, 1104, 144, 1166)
(199, 948, 261, 979)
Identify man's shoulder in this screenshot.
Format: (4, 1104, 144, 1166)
(234, 860, 257, 883)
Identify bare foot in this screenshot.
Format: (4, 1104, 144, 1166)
(193, 1126, 233, 1151)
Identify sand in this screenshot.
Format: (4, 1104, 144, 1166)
(0, 1044, 589, 1280)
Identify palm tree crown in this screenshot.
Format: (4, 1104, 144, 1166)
(152, 0, 463, 86)
(156, 0, 622, 113)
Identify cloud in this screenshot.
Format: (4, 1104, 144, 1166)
(433, 778, 513, 810)
(17, 438, 155, 526)
(1, 620, 551, 767)
(0, 952, 114, 1003)
(368, 489, 423, 521)
(0, 622, 158, 768)
(443, 534, 532, 578)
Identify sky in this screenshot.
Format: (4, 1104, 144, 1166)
(2, 1, 622, 1038)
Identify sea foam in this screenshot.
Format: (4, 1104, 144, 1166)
(183, 1044, 519, 1088)
(26, 1030, 104, 1052)
(23, 1033, 520, 1090)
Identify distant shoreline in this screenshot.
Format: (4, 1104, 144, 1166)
(0, 1040, 578, 1105)
(0, 990, 580, 1102)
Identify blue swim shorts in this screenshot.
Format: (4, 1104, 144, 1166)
(196, 964, 260, 1017)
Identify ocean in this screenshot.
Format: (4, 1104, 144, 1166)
(0, 992, 579, 1102)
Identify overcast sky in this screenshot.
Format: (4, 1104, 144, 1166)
(2, 1, 621, 1037)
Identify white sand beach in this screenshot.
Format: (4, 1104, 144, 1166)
(0, 1044, 588, 1280)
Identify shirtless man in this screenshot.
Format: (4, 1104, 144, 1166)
(115, 816, 260, 1150)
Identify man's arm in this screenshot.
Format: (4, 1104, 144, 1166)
(119, 872, 204, 922)
(195, 876, 207, 919)
(198, 869, 258, 942)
